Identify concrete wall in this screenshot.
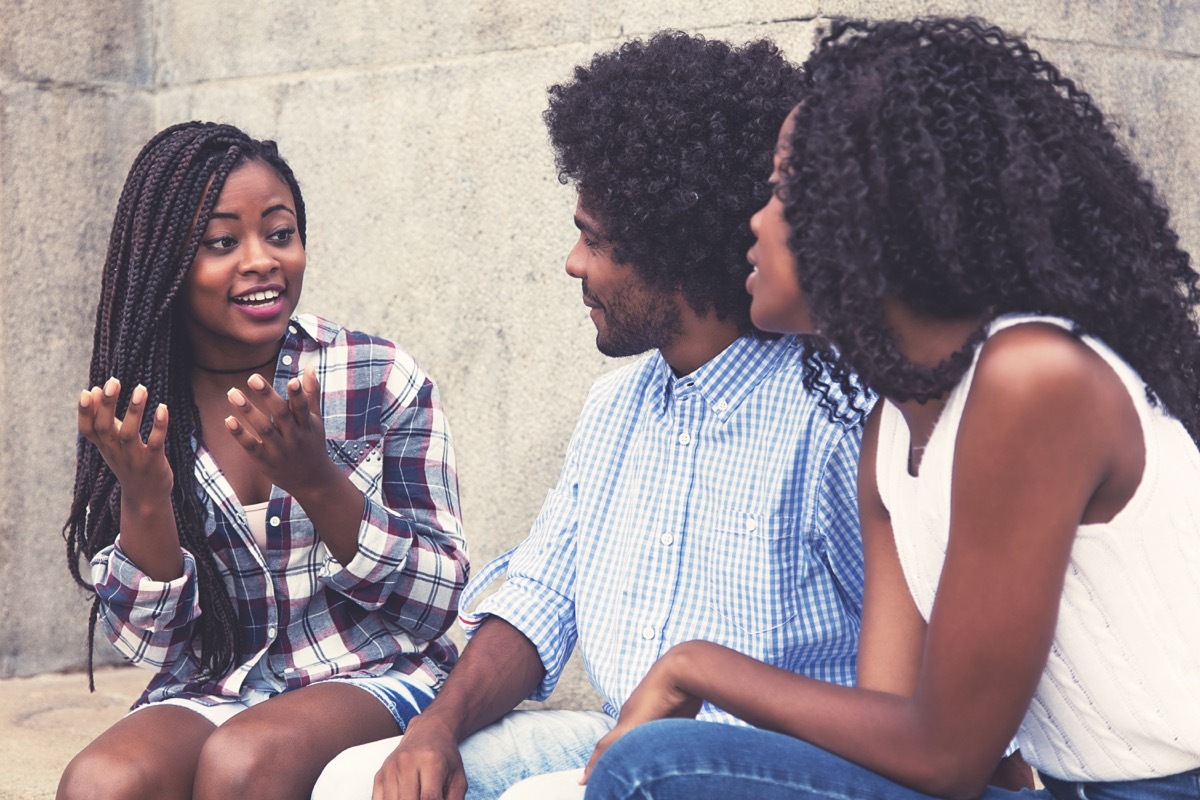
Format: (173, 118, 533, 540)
(3, 0, 1198, 706)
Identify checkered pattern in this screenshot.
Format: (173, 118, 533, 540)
(461, 334, 870, 724)
(92, 314, 468, 709)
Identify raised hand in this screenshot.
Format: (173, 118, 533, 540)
(78, 378, 173, 503)
(78, 377, 184, 579)
(224, 366, 333, 496)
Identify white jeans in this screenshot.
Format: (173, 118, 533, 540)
(312, 708, 614, 800)
(499, 768, 587, 800)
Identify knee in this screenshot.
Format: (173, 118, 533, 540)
(589, 720, 697, 796)
(194, 724, 276, 797)
(57, 749, 151, 800)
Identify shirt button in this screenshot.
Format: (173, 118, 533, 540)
(715, 400, 729, 412)
(746, 518, 758, 532)
(288, 325, 298, 334)
(267, 626, 277, 638)
(660, 532, 674, 546)
(641, 626, 656, 640)
(678, 433, 691, 446)
(282, 355, 294, 366)
(269, 515, 282, 527)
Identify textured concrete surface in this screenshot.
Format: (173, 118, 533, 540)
(1, 3, 1198, 795)
(0, 667, 145, 800)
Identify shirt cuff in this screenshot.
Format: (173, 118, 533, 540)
(318, 495, 415, 602)
(92, 538, 200, 629)
(462, 578, 577, 702)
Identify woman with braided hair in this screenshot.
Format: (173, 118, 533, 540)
(578, 17, 1200, 800)
(59, 121, 468, 799)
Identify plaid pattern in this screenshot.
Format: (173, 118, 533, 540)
(92, 314, 468, 709)
(462, 334, 870, 724)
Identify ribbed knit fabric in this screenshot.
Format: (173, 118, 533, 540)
(876, 314, 1200, 782)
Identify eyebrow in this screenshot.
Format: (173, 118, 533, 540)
(573, 215, 603, 238)
(208, 204, 296, 221)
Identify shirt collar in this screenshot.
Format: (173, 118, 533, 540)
(654, 333, 797, 420)
(290, 312, 338, 347)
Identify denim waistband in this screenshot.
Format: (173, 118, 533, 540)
(1038, 767, 1200, 800)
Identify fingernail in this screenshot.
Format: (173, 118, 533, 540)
(103, 378, 119, 397)
(248, 374, 266, 391)
(288, 378, 300, 392)
(131, 385, 147, 405)
(156, 404, 167, 422)
(227, 388, 247, 407)
(224, 416, 239, 431)
(79, 391, 91, 408)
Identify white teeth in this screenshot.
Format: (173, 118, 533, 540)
(235, 289, 281, 304)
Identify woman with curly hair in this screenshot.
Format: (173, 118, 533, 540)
(58, 121, 468, 800)
(582, 17, 1200, 800)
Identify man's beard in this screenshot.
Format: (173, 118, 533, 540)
(585, 279, 683, 358)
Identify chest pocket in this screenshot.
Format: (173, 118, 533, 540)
(326, 438, 384, 497)
(705, 507, 805, 637)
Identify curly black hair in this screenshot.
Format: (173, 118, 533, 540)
(545, 31, 801, 331)
(781, 17, 1200, 441)
(64, 121, 306, 688)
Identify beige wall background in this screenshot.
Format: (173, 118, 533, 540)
(2, 1, 1198, 693)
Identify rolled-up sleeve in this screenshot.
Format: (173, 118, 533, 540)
(319, 356, 468, 646)
(90, 538, 202, 669)
(460, 442, 582, 701)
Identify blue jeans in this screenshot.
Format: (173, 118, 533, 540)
(585, 720, 1200, 800)
(312, 708, 614, 800)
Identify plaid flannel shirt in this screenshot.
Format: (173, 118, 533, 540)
(91, 314, 468, 708)
(461, 334, 869, 724)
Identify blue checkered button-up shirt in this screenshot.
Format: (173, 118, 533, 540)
(91, 314, 468, 709)
(461, 333, 869, 723)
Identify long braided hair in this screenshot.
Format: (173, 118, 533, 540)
(782, 18, 1200, 442)
(64, 121, 307, 688)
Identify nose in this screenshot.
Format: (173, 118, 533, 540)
(564, 237, 587, 280)
(239, 234, 279, 275)
(749, 202, 766, 237)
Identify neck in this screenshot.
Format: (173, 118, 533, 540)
(192, 352, 278, 375)
(661, 311, 743, 377)
(189, 338, 283, 384)
(880, 298, 985, 456)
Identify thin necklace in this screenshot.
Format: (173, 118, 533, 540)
(192, 353, 278, 375)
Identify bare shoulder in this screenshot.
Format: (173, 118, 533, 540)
(970, 322, 1124, 411)
(962, 321, 1142, 510)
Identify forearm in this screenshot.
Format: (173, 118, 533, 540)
(418, 616, 546, 742)
(662, 641, 999, 799)
(117, 491, 184, 581)
(289, 459, 367, 565)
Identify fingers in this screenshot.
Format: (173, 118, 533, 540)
(146, 402, 170, 450)
(227, 386, 277, 443)
(93, 377, 120, 439)
(446, 770, 468, 800)
(118, 385, 149, 445)
(78, 389, 99, 442)
(77, 379, 168, 451)
(583, 729, 620, 785)
(286, 366, 319, 422)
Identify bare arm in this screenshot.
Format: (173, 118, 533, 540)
(373, 616, 547, 800)
(854, 405, 927, 696)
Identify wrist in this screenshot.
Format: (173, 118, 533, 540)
(286, 459, 359, 508)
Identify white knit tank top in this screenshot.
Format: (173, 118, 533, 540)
(875, 314, 1200, 782)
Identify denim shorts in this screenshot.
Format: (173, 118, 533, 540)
(130, 656, 437, 730)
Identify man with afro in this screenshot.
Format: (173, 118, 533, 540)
(315, 31, 870, 800)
